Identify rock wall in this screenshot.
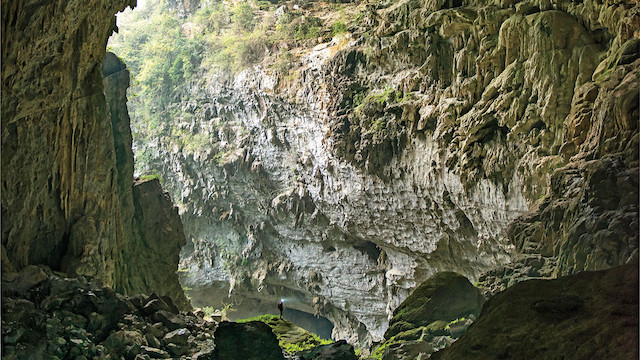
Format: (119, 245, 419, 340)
(1, 1, 188, 308)
(103, 52, 190, 309)
(130, 0, 638, 347)
(2, 0, 134, 283)
(129, 178, 191, 310)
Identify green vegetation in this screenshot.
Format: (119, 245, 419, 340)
(352, 86, 403, 139)
(109, 0, 363, 173)
(138, 169, 164, 183)
(331, 20, 348, 36)
(237, 314, 333, 353)
(370, 327, 426, 360)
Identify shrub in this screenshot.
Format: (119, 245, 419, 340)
(292, 16, 323, 40)
(232, 2, 255, 31)
(331, 21, 347, 36)
(238, 34, 269, 67)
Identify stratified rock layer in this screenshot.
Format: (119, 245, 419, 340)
(431, 263, 639, 360)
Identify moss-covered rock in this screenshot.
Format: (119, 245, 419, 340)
(384, 272, 485, 339)
(425, 320, 449, 336)
(237, 314, 332, 354)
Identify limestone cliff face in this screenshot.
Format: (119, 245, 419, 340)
(1, 2, 188, 308)
(130, 0, 638, 346)
(128, 178, 191, 309)
(103, 53, 190, 309)
(2, 0, 134, 284)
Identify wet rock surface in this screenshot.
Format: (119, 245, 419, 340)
(431, 263, 639, 360)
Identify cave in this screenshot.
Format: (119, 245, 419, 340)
(2, 0, 638, 358)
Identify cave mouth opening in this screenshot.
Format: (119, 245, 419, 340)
(109, 0, 340, 344)
(184, 282, 335, 340)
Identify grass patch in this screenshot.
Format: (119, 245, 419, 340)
(237, 314, 333, 353)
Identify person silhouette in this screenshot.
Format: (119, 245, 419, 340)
(277, 300, 284, 319)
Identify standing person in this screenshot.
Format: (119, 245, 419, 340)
(277, 300, 284, 319)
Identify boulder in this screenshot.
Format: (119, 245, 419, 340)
(213, 321, 285, 360)
(153, 310, 187, 330)
(298, 340, 357, 360)
(431, 263, 639, 360)
(141, 345, 170, 358)
(166, 342, 188, 356)
(143, 298, 172, 315)
(2, 265, 50, 296)
(163, 328, 191, 345)
(385, 272, 485, 339)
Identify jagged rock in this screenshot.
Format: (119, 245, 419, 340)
(431, 263, 639, 360)
(1, 265, 49, 296)
(120, 0, 637, 346)
(102, 330, 144, 355)
(154, 310, 187, 331)
(145, 332, 162, 348)
(141, 345, 171, 358)
(385, 272, 485, 339)
(1, 274, 216, 359)
(193, 348, 216, 360)
(147, 322, 167, 338)
(1, 0, 189, 313)
(167, 342, 189, 356)
(298, 340, 357, 360)
(143, 298, 173, 315)
(127, 179, 191, 310)
(2, 0, 135, 286)
(372, 326, 456, 360)
(212, 321, 285, 360)
(163, 328, 191, 345)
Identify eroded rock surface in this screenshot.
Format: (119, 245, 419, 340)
(1, 0, 189, 309)
(384, 272, 484, 339)
(128, 178, 191, 310)
(121, 0, 639, 347)
(2, 0, 134, 285)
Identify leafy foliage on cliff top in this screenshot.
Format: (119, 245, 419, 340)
(237, 314, 333, 353)
(108, 0, 359, 174)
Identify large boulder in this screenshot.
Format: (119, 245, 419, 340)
(298, 340, 357, 360)
(212, 321, 285, 360)
(431, 263, 639, 360)
(384, 272, 485, 339)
